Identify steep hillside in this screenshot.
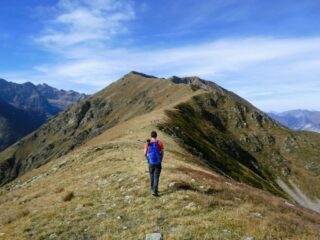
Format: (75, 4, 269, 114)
(0, 72, 197, 185)
(269, 110, 320, 133)
(0, 97, 319, 239)
(0, 72, 320, 227)
(161, 76, 320, 212)
(1, 72, 320, 208)
(0, 98, 46, 152)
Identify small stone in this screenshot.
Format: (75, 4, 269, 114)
(100, 180, 108, 187)
(191, 179, 196, 183)
(251, 212, 262, 218)
(124, 195, 132, 201)
(185, 202, 196, 210)
(75, 204, 84, 210)
(123, 226, 128, 230)
(146, 233, 163, 240)
(96, 212, 106, 217)
(0, 233, 5, 236)
(284, 201, 295, 207)
(244, 237, 256, 240)
(117, 216, 122, 220)
(222, 229, 231, 233)
(49, 233, 57, 239)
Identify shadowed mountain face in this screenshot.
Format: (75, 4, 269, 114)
(0, 98, 46, 152)
(269, 110, 320, 133)
(0, 79, 85, 116)
(0, 72, 319, 213)
(0, 79, 59, 116)
(0, 79, 86, 152)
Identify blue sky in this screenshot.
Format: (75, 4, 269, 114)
(1, 0, 320, 111)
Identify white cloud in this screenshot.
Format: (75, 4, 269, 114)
(36, 0, 134, 48)
(5, 0, 319, 111)
(6, 36, 320, 111)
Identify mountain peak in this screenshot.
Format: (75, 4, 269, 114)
(125, 71, 157, 79)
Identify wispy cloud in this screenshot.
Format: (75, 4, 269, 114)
(2, 0, 320, 111)
(35, 0, 134, 49)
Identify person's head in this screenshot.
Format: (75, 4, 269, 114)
(151, 131, 157, 139)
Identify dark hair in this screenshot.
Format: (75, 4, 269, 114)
(151, 131, 157, 138)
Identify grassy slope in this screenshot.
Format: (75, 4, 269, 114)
(160, 89, 320, 205)
(0, 72, 197, 185)
(0, 101, 320, 239)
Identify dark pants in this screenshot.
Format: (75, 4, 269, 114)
(148, 164, 162, 193)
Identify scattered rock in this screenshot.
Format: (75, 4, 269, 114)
(244, 237, 256, 240)
(0, 233, 5, 236)
(284, 201, 295, 207)
(146, 233, 163, 240)
(250, 212, 262, 218)
(75, 204, 84, 211)
(222, 229, 231, 233)
(117, 216, 122, 220)
(185, 202, 197, 210)
(49, 233, 57, 239)
(281, 167, 291, 177)
(124, 195, 132, 202)
(96, 212, 106, 217)
(100, 179, 108, 187)
(62, 191, 74, 201)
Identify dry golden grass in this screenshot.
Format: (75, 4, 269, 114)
(0, 104, 319, 240)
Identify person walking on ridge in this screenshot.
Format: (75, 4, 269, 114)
(144, 131, 164, 197)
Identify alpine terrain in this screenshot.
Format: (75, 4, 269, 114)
(0, 79, 86, 152)
(269, 110, 320, 133)
(0, 72, 319, 239)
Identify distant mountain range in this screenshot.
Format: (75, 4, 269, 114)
(269, 110, 320, 133)
(0, 78, 86, 151)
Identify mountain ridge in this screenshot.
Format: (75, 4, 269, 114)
(0, 72, 319, 211)
(0, 72, 319, 239)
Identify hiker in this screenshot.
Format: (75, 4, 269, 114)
(144, 131, 164, 196)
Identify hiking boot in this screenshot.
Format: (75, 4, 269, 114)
(152, 191, 159, 197)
